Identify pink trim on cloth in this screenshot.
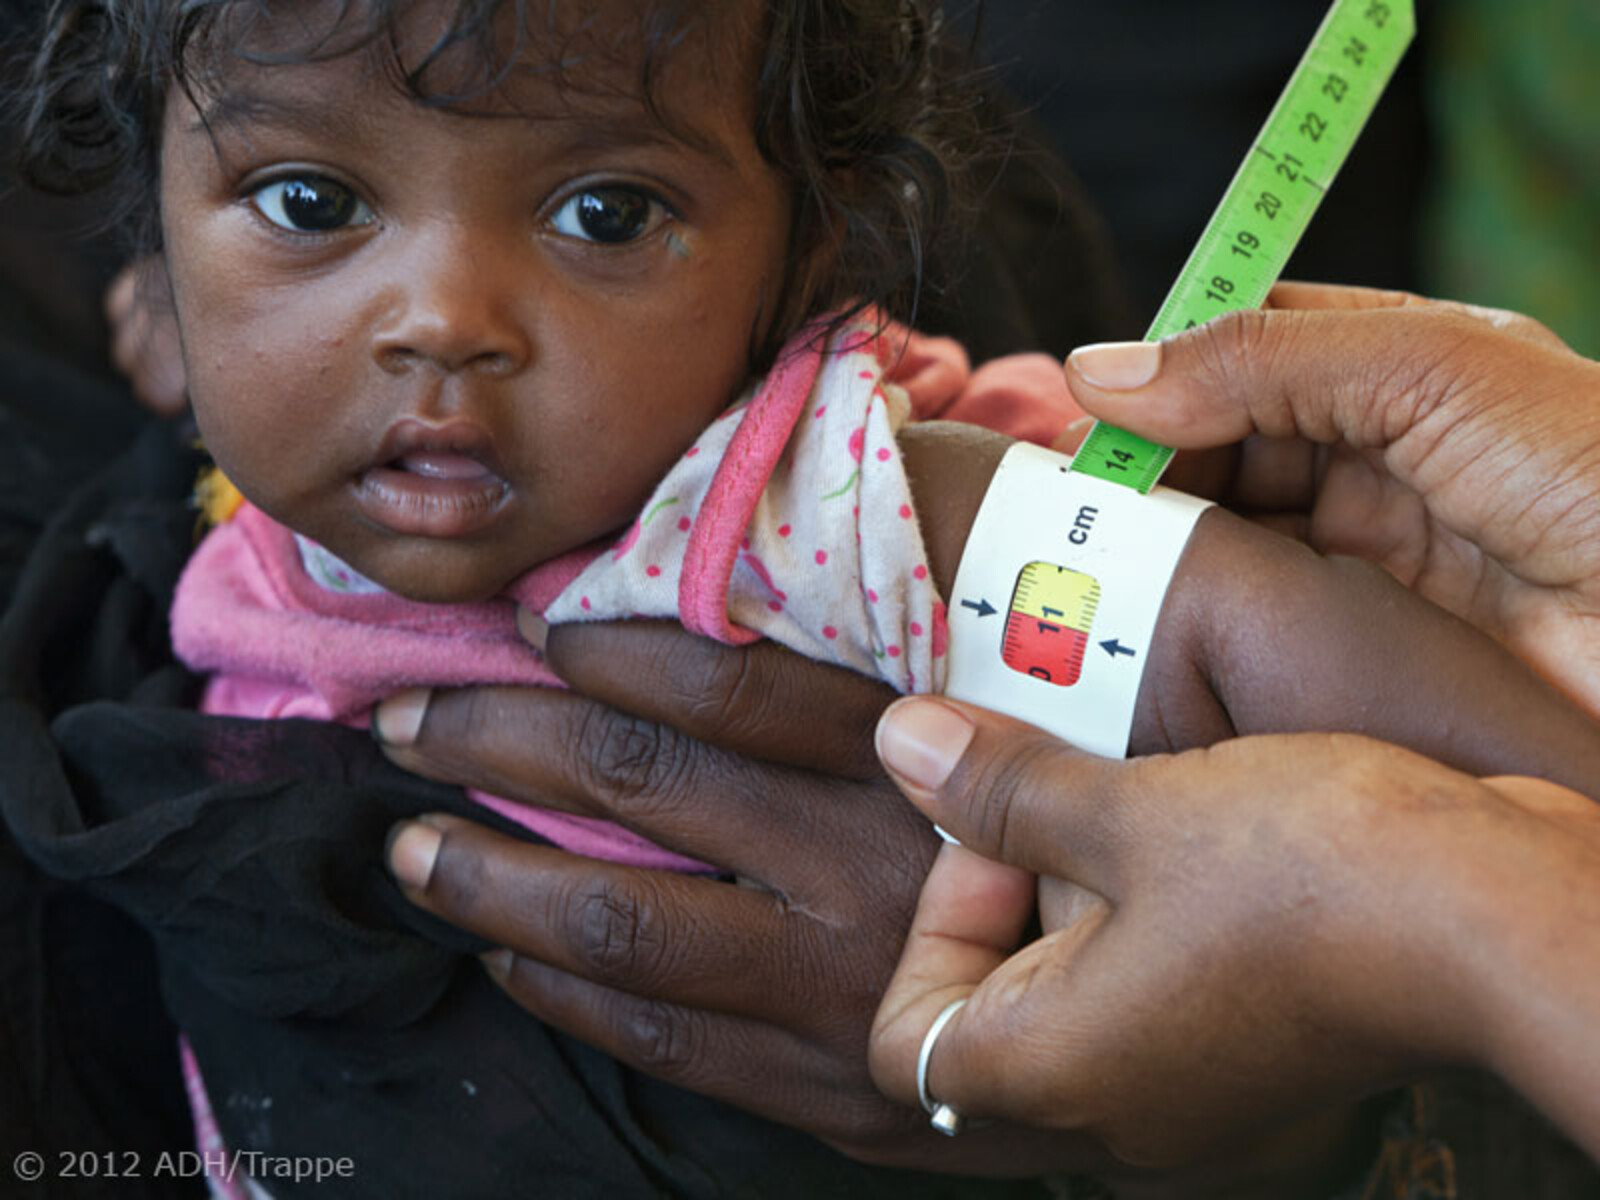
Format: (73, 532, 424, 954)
(180, 1037, 253, 1200)
(679, 332, 825, 645)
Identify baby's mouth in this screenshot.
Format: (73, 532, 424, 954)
(354, 422, 512, 539)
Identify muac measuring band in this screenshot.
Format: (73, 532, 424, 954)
(943, 0, 1415, 756)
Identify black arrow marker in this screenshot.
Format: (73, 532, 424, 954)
(961, 598, 997, 618)
(1100, 639, 1137, 659)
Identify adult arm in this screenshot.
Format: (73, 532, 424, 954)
(1061, 283, 1600, 715)
(378, 621, 1387, 1193)
(869, 695, 1600, 1167)
(376, 411, 1600, 1182)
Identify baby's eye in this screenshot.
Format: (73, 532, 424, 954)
(250, 177, 374, 233)
(549, 186, 670, 245)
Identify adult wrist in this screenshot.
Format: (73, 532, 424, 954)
(1433, 785, 1600, 1154)
(1083, 1103, 1382, 1200)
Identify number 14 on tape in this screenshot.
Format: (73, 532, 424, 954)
(1071, 0, 1416, 494)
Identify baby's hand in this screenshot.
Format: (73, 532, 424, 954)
(106, 255, 187, 416)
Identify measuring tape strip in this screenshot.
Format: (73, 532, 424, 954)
(943, 443, 1212, 759)
(1069, 0, 1416, 496)
(937, 0, 1413, 764)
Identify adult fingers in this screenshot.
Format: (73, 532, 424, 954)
(869, 842, 1075, 1107)
(486, 950, 854, 1128)
(389, 813, 811, 1022)
(376, 683, 835, 875)
(873, 696, 1144, 891)
(385, 816, 1095, 1175)
(1061, 298, 1574, 455)
(488, 950, 1108, 1174)
(537, 619, 895, 779)
(1264, 280, 1421, 311)
(870, 843, 1037, 1037)
(1267, 281, 1570, 350)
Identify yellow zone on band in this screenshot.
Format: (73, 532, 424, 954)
(1010, 562, 1101, 630)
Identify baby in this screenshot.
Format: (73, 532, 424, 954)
(18, 0, 1600, 1195)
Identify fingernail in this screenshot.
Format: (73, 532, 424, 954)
(876, 698, 976, 791)
(387, 820, 441, 890)
(481, 947, 514, 983)
(516, 607, 549, 653)
(1053, 415, 1097, 454)
(373, 687, 432, 747)
(1068, 341, 1162, 391)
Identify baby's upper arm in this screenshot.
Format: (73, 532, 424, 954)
(1161, 506, 1600, 793)
(899, 423, 1600, 794)
(896, 421, 1011, 599)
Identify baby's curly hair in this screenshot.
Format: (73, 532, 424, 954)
(12, 0, 992, 358)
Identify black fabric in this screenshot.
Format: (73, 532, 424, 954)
(0, 416, 1058, 1199)
(916, 105, 1138, 356)
(0, 365, 197, 1198)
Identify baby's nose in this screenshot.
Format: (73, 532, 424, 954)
(371, 235, 531, 377)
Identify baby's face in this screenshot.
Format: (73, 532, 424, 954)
(160, 5, 791, 602)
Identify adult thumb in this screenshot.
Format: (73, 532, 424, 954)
(1062, 305, 1498, 455)
(874, 696, 1129, 888)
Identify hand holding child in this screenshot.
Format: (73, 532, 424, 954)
(380, 620, 1130, 1179)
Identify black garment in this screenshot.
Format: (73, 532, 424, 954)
(0, 415, 1069, 1199)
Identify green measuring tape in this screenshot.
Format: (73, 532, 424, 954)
(1071, 0, 1416, 493)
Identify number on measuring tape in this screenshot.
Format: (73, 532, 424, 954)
(1071, 0, 1415, 494)
(1002, 563, 1102, 687)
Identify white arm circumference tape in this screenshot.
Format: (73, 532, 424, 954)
(943, 442, 1212, 759)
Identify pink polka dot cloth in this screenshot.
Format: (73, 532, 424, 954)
(543, 321, 947, 694)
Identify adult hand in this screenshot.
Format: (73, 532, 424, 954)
(373, 619, 1114, 1177)
(870, 696, 1600, 1168)
(105, 255, 187, 416)
(1061, 284, 1600, 715)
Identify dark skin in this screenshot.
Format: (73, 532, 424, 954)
(871, 288, 1600, 1170)
(380, 419, 1600, 1194)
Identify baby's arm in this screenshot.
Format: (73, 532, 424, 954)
(900, 422, 1600, 796)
